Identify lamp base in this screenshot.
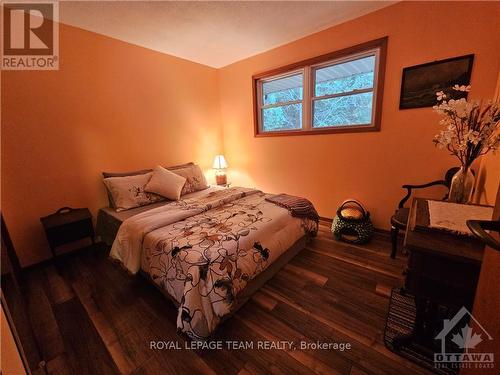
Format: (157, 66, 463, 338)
(215, 172, 227, 186)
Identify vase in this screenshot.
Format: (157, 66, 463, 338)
(448, 166, 475, 204)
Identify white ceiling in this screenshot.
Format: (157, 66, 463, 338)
(59, 1, 397, 68)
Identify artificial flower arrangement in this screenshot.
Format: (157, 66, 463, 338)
(433, 85, 500, 203)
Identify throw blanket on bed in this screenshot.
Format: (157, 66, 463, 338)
(266, 194, 319, 227)
(110, 187, 318, 340)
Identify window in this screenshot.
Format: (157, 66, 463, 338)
(261, 72, 303, 131)
(312, 54, 375, 128)
(254, 37, 387, 136)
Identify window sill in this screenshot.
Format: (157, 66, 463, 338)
(255, 124, 380, 137)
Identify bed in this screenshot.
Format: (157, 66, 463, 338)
(97, 186, 225, 246)
(97, 186, 318, 340)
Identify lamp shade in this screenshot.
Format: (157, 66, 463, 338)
(212, 155, 228, 169)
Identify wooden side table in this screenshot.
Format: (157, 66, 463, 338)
(394, 198, 484, 351)
(40, 207, 95, 258)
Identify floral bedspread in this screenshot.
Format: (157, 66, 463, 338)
(110, 187, 317, 339)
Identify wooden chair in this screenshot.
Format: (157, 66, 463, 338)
(390, 167, 459, 258)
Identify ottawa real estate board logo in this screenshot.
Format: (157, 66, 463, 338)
(434, 307, 494, 370)
(1, 0, 59, 70)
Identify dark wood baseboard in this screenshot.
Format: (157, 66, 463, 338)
(320, 216, 404, 237)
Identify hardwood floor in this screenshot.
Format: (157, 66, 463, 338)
(3, 221, 432, 375)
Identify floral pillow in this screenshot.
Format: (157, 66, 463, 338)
(171, 164, 208, 195)
(103, 173, 165, 211)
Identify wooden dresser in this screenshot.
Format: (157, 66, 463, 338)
(398, 198, 485, 349)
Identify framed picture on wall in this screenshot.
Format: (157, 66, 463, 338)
(399, 54, 474, 109)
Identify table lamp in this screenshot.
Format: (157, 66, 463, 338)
(212, 155, 228, 185)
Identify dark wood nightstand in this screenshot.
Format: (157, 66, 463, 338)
(40, 207, 95, 258)
(391, 198, 484, 353)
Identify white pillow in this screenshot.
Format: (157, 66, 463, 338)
(103, 173, 165, 211)
(144, 165, 186, 200)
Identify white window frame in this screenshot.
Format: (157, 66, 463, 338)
(257, 69, 305, 133)
(310, 48, 380, 129)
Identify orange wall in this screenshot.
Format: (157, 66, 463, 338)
(2, 2, 500, 267)
(1, 23, 222, 266)
(218, 1, 500, 228)
(1, 305, 27, 375)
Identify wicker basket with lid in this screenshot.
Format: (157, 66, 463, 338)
(331, 199, 374, 244)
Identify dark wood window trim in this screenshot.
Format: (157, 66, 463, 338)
(253, 37, 388, 137)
